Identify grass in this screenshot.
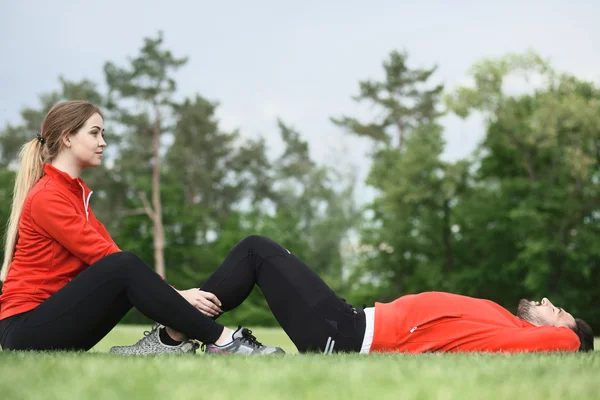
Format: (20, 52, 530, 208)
(0, 326, 599, 400)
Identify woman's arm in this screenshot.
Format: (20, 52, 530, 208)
(30, 190, 120, 265)
(177, 289, 223, 317)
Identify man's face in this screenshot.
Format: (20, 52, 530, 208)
(516, 297, 576, 328)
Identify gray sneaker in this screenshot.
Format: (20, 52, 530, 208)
(110, 324, 199, 355)
(203, 326, 285, 355)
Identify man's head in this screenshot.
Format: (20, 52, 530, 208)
(517, 297, 594, 352)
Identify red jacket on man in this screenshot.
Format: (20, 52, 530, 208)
(0, 164, 120, 320)
(371, 292, 580, 353)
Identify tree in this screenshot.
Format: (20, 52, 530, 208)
(331, 50, 443, 150)
(446, 51, 600, 327)
(104, 32, 187, 278)
(333, 51, 467, 300)
(159, 94, 270, 288)
(166, 95, 263, 239)
(270, 120, 358, 283)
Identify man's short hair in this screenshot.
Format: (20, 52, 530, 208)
(573, 318, 594, 352)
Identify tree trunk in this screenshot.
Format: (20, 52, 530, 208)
(396, 120, 405, 151)
(152, 106, 166, 278)
(523, 153, 536, 183)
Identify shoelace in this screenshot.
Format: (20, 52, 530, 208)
(115, 323, 159, 349)
(200, 327, 264, 352)
(143, 323, 160, 337)
(132, 323, 160, 345)
(240, 328, 263, 348)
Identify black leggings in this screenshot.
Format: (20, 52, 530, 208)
(0, 252, 224, 351)
(200, 235, 365, 353)
(0, 236, 365, 353)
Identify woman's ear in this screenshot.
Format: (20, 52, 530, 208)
(62, 134, 72, 148)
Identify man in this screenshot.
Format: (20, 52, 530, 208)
(365, 293, 592, 354)
(112, 235, 594, 355)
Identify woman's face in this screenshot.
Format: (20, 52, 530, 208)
(66, 113, 106, 169)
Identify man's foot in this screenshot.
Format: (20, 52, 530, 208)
(203, 326, 285, 355)
(110, 324, 199, 355)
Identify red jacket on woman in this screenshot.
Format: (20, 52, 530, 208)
(0, 164, 120, 320)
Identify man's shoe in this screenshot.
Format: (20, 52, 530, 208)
(203, 326, 285, 355)
(110, 324, 199, 355)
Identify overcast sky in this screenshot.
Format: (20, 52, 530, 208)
(1, 0, 598, 202)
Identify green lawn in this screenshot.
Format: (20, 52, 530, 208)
(1, 325, 598, 400)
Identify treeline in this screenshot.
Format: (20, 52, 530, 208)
(1, 33, 598, 329)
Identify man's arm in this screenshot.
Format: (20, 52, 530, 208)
(479, 326, 580, 353)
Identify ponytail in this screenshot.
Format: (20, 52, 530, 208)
(1, 139, 45, 281)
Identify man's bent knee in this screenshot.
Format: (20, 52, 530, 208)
(240, 235, 268, 244)
(97, 251, 150, 275)
(239, 235, 284, 251)
(237, 235, 291, 258)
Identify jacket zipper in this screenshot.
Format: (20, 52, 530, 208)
(78, 182, 93, 221)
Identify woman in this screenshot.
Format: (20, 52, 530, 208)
(0, 100, 282, 355)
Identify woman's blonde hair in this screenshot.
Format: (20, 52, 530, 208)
(1, 100, 102, 281)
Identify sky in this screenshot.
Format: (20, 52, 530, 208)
(1, 0, 598, 203)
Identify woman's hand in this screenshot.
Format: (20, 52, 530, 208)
(177, 289, 223, 317)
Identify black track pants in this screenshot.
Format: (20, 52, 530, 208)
(201, 235, 366, 353)
(0, 251, 224, 351)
